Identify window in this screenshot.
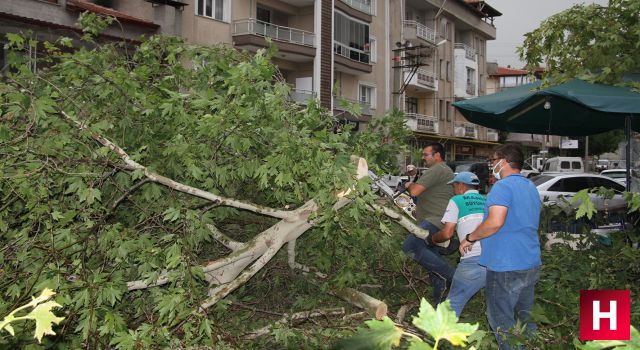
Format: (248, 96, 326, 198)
(196, 0, 228, 22)
(591, 178, 625, 192)
(439, 100, 445, 121)
(439, 59, 444, 80)
(405, 97, 418, 113)
(369, 36, 377, 63)
(572, 161, 582, 170)
(359, 84, 376, 109)
(257, 6, 271, 23)
(560, 161, 570, 169)
(549, 177, 591, 192)
(446, 61, 450, 81)
(446, 101, 451, 121)
(334, 11, 370, 54)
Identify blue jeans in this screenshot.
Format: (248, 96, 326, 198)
(401, 220, 455, 303)
(447, 255, 486, 318)
(485, 267, 540, 350)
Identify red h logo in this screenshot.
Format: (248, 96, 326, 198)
(580, 290, 630, 340)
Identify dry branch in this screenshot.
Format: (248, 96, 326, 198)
(245, 307, 346, 340)
(332, 287, 388, 320)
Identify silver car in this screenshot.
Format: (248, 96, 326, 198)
(531, 173, 626, 212)
(600, 169, 627, 186)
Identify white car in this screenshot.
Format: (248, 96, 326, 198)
(531, 173, 626, 212)
(520, 161, 540, 178)
(600, 169, 627, 186)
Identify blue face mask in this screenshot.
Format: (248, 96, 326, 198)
(492, 159, 504, 180)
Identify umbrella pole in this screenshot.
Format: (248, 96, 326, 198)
(625, 115, 631, 191)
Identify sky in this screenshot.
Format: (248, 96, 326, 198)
(486, 0, 608, 69)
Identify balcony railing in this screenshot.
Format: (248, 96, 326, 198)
(333, 96, 371, 116)
(340, 0, 373, 15)
(406, 113, 439, 133)
(416, 69, 437, 88)
(454, 43, 476, 61)
(403, 21, 437, 44)
(289, 88, 316, 104)
(454, 122, 478, 139)
(233, 19, 315, 47)
(334, 41, 370, 64)
(466, 82, 476, 95)
(487, 130, 499, 142)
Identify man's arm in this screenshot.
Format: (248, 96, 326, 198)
(459, 205, 507, 254)
(431, 222, 456, 244)
(406, 182, 426, 196)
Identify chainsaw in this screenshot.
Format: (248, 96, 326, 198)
(368, 170, 416, 220)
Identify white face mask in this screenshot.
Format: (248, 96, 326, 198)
(492, 159, 504, 180)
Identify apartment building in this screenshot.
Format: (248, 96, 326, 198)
(486, 62, 561, 156)
(390, 0, 502, 162)
(1, 0, 503, 159)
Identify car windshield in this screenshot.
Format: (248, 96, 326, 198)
(531, 175, 555, 186)
(598, 160, 608, 165)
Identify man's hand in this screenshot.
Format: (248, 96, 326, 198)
(425, 231, 436, 246)
(459, 239, 473, 256)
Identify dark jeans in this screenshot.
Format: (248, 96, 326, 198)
(485, 267, 540, 350)
(402, 219, 455, 303)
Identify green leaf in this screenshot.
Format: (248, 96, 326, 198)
(29, 300, 65, 343)
(572, 189, 596, 219)
(574, 326, 640, 349)
(331, 317, 402, 350)
(407, 338, 432, 350)
(412, 299, 478, 347)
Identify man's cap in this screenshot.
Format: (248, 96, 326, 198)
(447, 171, 480, 185)
(406, 164, 417, 171)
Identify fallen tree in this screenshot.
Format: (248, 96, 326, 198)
(0, 29, 424, 347)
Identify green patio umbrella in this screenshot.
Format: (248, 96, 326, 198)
(453, 78, 640, 189)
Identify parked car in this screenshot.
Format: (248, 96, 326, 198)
(520, 161, 540, 178)
(600, 169, 627, 186)
(542, 157, 584, 173)
(447, 160, 490, 193)
(531, 173, 626, 212)
(596, 159, 610, 171)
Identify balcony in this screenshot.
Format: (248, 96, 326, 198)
(405, 113, 439, 134)
(339, 0, 373, 15)
(454, 122, 478, 139)
(403, 21, 437, 45)
(487, 130, 499, 142)
(403, 66, 438, 92)
(334, 41, 372, 74)
(289, 88, 316, 104)
(333, 96, 372, 118)
(454, 43, 476, 61)
(234, 19, 314, 46)
(232, 19, 316, 61)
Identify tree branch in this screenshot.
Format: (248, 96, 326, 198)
(60, 111, 291, 219)
(369, 203, 430, 239)
(206, 223, 245, 251)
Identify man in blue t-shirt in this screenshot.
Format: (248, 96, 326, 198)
(459, 144, 541, 350)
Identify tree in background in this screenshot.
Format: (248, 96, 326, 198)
(519, 0, 640, 88)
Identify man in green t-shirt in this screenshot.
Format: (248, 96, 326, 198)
(403, 142, 455, 304)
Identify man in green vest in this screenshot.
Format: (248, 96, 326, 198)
(427, 171, 486, 317)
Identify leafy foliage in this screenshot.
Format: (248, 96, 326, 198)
(333, 299, 479, 350)
(0, 29, 410, 348)
(412, 299, 478, 348)
(0, 288, 65, 343)
(519, 0, 640, 88)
